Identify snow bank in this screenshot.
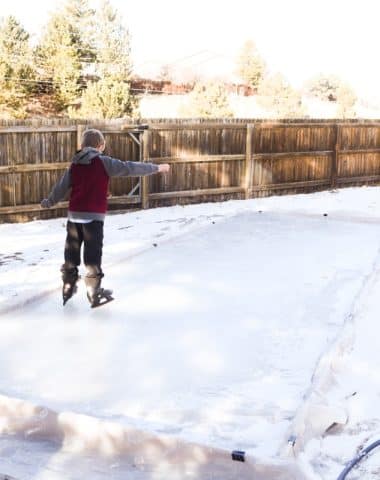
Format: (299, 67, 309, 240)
(0, 393, 306, 480)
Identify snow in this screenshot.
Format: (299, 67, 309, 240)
(1, 186, 380, 479)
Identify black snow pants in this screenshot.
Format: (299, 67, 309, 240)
(61, 220, 104, 289)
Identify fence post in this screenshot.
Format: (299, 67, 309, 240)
(76, 124, 86, 150)
(141, 129, 151, 209)
(331, 123, 340, 189)
(244, 123, 254, 199)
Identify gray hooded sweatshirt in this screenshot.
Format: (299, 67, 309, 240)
(44, 147, 159, 222)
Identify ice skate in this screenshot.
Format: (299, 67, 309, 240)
(62, 282, 78, 305)
(87, 287, 114, 308)
(61, 266, 79, 306)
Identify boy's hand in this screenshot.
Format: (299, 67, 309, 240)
(158, 164, 170, 173)
(40, 198, 52, 209)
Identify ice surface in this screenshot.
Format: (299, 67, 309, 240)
(1, 187, 380, 479)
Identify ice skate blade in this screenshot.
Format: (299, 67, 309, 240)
(63, 294, 75, 306)
(62, 284, 78, 306)
(90, 296, 114, 309)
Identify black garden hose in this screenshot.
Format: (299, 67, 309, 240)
(337, 439, 380, 479)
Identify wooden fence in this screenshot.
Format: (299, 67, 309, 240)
(1, 118, 380, 222)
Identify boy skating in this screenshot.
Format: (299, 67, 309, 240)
(41, 128, 170, 307)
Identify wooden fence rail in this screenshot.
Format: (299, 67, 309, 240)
(1, 119, 380, 222)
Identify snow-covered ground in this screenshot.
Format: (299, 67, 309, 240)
(1, 186, 380, 479)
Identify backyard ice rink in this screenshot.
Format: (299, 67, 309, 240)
(1, 187, 380, 479)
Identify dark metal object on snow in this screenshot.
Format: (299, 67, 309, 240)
(231, 450, 245, 462)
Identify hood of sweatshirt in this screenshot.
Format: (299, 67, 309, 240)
(71, 147, 101, 165)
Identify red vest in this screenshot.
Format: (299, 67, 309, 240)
(69, 156, 109, 213)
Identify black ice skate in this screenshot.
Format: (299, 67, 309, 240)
(61, 266, 79, 306)
(87, 287, 114, 308)
(62, 282, 78, 305)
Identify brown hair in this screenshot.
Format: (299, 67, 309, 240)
(81, 129, 105, 148)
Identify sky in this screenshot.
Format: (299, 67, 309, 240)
(2, 0, 380, 100)
(1, 186, 380, 478)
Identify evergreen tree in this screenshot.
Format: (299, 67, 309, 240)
(236, 40, 266, 90)
(181, 81, 233, 118)
(63, 0, 96, 63)
(336, 83, 357, 118)
(71, 77, 137, 119)
(0, 15, 34, 115)
(75, 0, 135, 119)
(257, 73, 306, 118)
(304, 73, 357, 117)
(36, 12, 82, 109)
(94, 0, 132, 80)
(304, 74, 343, 101)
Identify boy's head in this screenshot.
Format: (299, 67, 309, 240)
(81, 129, 105, 151)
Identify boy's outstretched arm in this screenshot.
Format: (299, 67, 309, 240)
(40, 168, 71, 208)
(101, 155, 170, 177)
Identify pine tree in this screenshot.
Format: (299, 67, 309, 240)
(181, 81, 234, 118)
(94, 0, 132, 81)
(257, 73, 305, 118)
(304, 74, 344, 102)
(72, 77, 137, 119)
(63, 0, 96, 62)
(336, 83, 357, 118)
(75, 0, 135, 119)
(36, 12, 82, 109)
(0, 15, 34, 115)
(304, 73, 357, 117)
(236, 40, 266, 90)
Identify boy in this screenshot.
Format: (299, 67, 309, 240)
(41, 128, 170, 308)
